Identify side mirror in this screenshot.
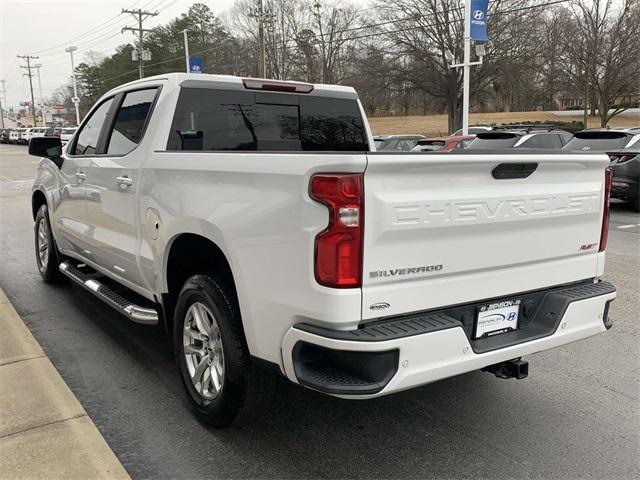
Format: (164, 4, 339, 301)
(29, 137, 63, 168)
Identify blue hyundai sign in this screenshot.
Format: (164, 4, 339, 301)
(189, 57, 204, 74)
(469, 0, 489, 41)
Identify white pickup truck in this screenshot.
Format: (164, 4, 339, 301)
(29, 73, 616, 427)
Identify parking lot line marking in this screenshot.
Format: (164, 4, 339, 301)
(617, 224, 640, 229)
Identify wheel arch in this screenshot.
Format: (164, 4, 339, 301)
(31, 189, 47, 220)
(162, 232, 239, 332)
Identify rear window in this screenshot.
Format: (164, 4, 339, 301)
(563, 133, 631, 151)
(167, 88, 367, 152)
(467, 135, 519, 149)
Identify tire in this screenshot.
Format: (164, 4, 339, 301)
(631, 195, 640, 213)
(34, 204, 63, 283)
(173, 274, 276, 428)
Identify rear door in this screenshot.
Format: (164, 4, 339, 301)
(361, 152, 609, 320)
(83, 87, 159, 291)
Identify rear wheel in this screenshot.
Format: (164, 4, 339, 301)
(173, 274, 275, 427)
(34, 204, 62, 283)
(631, 195, 640, 213)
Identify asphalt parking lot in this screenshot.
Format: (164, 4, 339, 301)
(1, 143, 638, 479)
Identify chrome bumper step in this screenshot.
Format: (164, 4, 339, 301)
(59, 261, 159, 325)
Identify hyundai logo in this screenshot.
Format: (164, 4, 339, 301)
(473, 10, 484, 20)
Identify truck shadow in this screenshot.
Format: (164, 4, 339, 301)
(39, 282, 615, 479)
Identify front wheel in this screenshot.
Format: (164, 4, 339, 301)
(173, 274, 276, 427)
(34, 204, 62, 282)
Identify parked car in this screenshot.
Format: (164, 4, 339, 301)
(562, 129, 640, 152)
(9, 129, 21, 143)
(0, 129, 11, 144)
(609, 148, 639, 211)
(452, 126, 492, 135)
(411, 135, 475, 152)
(373, 134, 425, 151)
(563, 130, 640, 211)
(17, 128, 29, 144)
(28, 73, 616, 427)
(59, 127, 77, 144)
(467, 128, 573, 150)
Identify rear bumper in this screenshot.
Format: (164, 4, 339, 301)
(611, 175, 639, 200)
(281, 281, 616, 398)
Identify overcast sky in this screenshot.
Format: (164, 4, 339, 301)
(0, 0, 239, 109)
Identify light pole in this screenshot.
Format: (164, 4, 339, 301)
(447, 0, 487, 135)
(33, 63, 44, 125)
(65, 46, 81, 126)
(583, 67, 589, 129)
(182, 29, 190, 73)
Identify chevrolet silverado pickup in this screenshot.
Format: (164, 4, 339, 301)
(29, 73, 616, 427)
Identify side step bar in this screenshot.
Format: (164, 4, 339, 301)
(59, 261, 158, 325)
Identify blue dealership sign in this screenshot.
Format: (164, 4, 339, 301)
(469, 0, 489, 41)
(189, 57, 204, 74)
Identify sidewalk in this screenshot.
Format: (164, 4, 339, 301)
(0, 288, 130, 479)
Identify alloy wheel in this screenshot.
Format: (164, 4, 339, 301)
(183, 302, 225, 400)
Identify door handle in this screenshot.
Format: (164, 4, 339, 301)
(116, 175, 133, 188)
(75, 171, 86, 182)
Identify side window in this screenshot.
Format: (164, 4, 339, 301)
(396, 139, 416, 151)
(106, 88, 158, 155)
(544, 134, 563, 149)
(72, 98, 114, 155)
(518, 135, 542, 149)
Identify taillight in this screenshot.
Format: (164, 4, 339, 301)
(310, 174, 363, 288)
(599, 168, 613, 252)
(617, 154, 636, 163)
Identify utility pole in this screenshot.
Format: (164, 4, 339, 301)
(33, 63, 44, 125)
(122, 8, 158, 79)
(182, 29, 190, 73)
(248, 0, 273, 78)
(0, 80, 6, 129)
(65, 46, 81, 126)
(17, 54, 39, 127)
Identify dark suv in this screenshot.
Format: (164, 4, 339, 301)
(0, 129, 11, 144)
(466, 127, 573, 150)
(563, 129, 640, 211)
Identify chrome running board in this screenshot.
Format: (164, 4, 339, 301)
(59, 261, 158, 325)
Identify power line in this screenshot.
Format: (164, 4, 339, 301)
(27, 0, 145, 55)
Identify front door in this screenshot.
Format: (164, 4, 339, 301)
(52, 97, 115, 261)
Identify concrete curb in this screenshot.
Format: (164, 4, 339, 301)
(0, 288, 130, 480)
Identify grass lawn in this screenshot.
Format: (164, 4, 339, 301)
(368, 111, 639, 136)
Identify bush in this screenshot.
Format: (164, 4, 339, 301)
(489, 120, 585, 133)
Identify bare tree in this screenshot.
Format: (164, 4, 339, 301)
(561, 0, 640, 126)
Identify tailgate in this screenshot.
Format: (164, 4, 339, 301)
(362, 152, 609, 320)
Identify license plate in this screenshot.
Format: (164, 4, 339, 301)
(475, 299, 521, 339)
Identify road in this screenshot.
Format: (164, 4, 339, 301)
(1, 143, 638, 479)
